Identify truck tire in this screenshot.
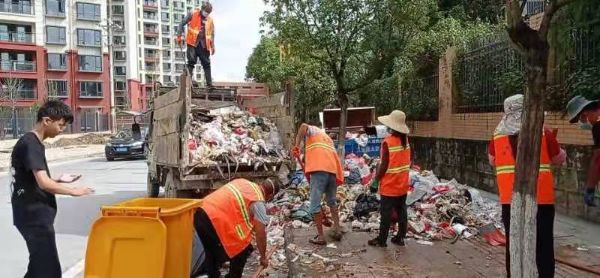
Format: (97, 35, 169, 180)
(147, 174, 160, 198)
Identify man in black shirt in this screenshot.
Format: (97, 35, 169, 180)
(10, 100, 94, 278)
(567, 95, 600, 207)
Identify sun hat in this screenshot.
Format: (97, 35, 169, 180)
(377, 110, 410, 134)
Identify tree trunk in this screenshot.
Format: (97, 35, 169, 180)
(337, 92, 349, 163)
(510, 45, 549, 277)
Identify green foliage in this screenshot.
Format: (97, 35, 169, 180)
(245, 36, 289, 93)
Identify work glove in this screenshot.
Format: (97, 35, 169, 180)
(176, 35, 182, 45)
(291, 146, 301, 158)
(584, 187, 596, 207)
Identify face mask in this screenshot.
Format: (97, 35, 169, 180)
(201, 11, 209, 17)
(579, 122, 593, 130)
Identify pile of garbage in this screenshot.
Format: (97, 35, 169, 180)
(268, 164, 502, 243)
(187, 108, 286, 166)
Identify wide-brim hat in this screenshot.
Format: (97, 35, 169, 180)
(378, 110, 410, 134)
(567, 95, 596, 123)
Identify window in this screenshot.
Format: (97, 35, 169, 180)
(77, 29, 102, 47)
(162, 63, 171, 71)
(160, 0, 169, 7)
(113, 51, 126, 60)
(161, 12, 169, 22)
(79, 55, 102, 72)
(79, 81, 103, 98)
(162, 50, 171, 58)
(113, 36, 126, 45)
(115, 81, 126, 91)
(175, 64, 185, 71)
(47, 80, 68, 97)
(161, 25, 170, 34)
(162, 37, 171, 46)
(143, 11, 157, 20)
(76, 2, 101, 21)
(114, 66, 126, 75)
(46, 26, 66, 44)
(111, 5, 124, 15)
(163, 76, 171, 83)
(175, 51, 185, 59)
(46, 0, 65, 16)
(47, 53, 67, 70)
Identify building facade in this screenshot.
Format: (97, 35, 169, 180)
(0, 0, 111, 134)
(108, 0, 205, 112)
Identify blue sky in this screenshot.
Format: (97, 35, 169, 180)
(210, 0, 266, 82)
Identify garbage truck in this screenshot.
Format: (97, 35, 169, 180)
(145, 72, 289, 198)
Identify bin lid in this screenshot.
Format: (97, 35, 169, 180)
(85, 216, 167, 278)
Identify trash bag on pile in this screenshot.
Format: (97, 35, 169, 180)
(291, 204, 313, 223)
(289, 170, 306, 187)
(345, 168, 362, 184)
(353, 193, 380, 218)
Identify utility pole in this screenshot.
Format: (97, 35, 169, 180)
(100, 4, 121, 133)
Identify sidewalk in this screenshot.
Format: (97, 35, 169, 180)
(0, 145, 105, 172)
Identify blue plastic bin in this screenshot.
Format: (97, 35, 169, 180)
(336, 137, 383, 157)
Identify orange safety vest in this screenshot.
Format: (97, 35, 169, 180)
(304, 127, 344, 185)
(185, 9, 215, 53)
(379, 135, 411, 197)
(493, 133, 555, 205)
(201, 179, 265, 258)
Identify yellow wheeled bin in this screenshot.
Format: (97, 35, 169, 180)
(84, 198, 202, 278)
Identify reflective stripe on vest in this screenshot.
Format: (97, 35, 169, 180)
(493, 133, 555, 204)
(380, 135, 411, 197)
(201, 179, 264, 257)
(304, 127, 344, 185)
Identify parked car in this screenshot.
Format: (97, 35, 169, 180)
(105, 128, 148, 161)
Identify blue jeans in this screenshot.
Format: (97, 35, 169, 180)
(308, 171, 337, 214)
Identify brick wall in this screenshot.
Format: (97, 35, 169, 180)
(407, 49, 599, 223)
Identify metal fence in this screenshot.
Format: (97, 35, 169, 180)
(0, 110, 110, 140)
(454, 20, 600, 113)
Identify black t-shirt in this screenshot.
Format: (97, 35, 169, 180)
(593, 121, 600, 148)
(10, 132, 56, 227)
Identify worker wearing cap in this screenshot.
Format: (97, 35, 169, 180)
(566, 95, 600, 207)
(488, 94, 566, 278)
(193, 178, 280, 278)
(292, 122, 344, 245)
(176, 1, 214, 88)
(367, 110, 411, 247)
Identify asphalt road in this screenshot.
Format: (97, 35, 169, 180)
(0, 157, 149, 277)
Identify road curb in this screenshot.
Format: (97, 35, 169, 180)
(0, 151, 105, 173)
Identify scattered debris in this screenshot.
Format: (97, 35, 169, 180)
(46, 133, 109, 148)
(415, 240, 434, 246)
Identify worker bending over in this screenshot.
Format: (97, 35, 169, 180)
(566, 95, 600, 206)
(368, 110, 411, 247)
(292, 122, 344, 245)
(488, 94, 566, 278)
(193, 178, 280, 278)
(177, 1, 214, 88)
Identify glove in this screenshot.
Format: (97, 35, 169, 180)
(291, 146, 301, 158)
(369, 180, 379, 194)
(584, 187, 596, 207)
(176, 35, 182, 45)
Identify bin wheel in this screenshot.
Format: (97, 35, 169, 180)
(147, 174, 160, 198)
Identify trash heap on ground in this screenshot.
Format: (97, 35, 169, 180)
(266, 153, 502, 249)
(186, 108, 287, 166)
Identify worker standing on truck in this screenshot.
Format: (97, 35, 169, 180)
(193, 178, 281, 278)
(10, 100, 94, 278)
(176, 1, 214, 88)
(566, 95, 600, 207)
(488, 94, 566, 278)
(367, 110, 411, 247)
(292, 122, 344, 245)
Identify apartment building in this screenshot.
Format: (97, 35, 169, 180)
(0, 0, 111, 133)
(108, 0, 205, 112)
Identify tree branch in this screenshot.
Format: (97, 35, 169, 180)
(538, 0, 577, 38)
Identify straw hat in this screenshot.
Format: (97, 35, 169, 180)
(378, 110, 410, 134)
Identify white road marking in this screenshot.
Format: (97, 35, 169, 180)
(62, 258, 85, 278)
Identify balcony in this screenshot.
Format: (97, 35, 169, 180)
(143, 1, 158, 11)
(143, 38, 158, 46)
(0, 32, 35, 44)
(0, 2, 33, 15)
(0, 60, 36, 72)
(145, 53, 159, 61)
(15, 88, 36, 99)
(143, 14, 158, 21)
(144, 28, 159, 37)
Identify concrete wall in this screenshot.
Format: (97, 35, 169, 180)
(406, 49, 600, 223)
